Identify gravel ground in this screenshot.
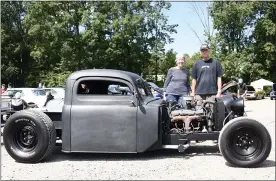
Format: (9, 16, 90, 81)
(1, 98, 275, 180)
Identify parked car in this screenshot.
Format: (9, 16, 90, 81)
(2, 69, 271, 168)
(245, 85, 257, 100)
(1, 88, 47, 107)
(270, 83, 276, 100)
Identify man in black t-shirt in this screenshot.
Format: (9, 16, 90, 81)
(191, 44, 224, 106)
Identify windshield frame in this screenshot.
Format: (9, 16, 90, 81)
(135, 78, 153, 99)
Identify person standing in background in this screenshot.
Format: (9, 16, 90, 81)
(237, 78, 247, 99)
(1, 84, 6, 94)
(163, 56, 191, 107)
(38, 82, 42, 88)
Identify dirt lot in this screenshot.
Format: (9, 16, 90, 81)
(1, 98, 275, 180)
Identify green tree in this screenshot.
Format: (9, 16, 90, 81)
(209, 1, 276, 83)
(210, 1, 255, 54)
(159, 49, 177, 76)
(21, 1, 178, 86)
(1, 1, 32, 87)
(251, 2, 276, 82)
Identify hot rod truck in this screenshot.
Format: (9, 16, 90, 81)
(2, 69, 272, 167)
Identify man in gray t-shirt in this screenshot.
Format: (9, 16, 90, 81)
(191, 44, 224, 106)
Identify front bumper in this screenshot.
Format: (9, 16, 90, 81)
(270, 95, 276, 99)
(246, 94, 256, 99)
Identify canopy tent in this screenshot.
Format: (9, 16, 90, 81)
(250, 78, 274, 90)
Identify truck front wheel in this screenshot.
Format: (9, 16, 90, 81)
(218, 117, 271, 168)
(3, 110, 56, 163)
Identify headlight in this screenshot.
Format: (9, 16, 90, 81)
(230, 98, 244, 114)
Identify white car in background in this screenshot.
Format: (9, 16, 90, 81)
(1, 88, 47, 108)
(246, 85, 257, 100)
(43, 87, 65, 99)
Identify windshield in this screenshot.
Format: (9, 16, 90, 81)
(32, 89, 46, 96)
(3, 90, 22, 97)
(246, 86, 255, 91)
(50, 89, 57, 94)
(148, 82, 159, 89)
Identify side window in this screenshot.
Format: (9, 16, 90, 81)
(9, 90, 23, 97)
(77, 79, 132, 96)
(6, 91, 14, 95)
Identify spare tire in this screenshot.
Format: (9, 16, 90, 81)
(3, 110, 56, 163)
(218, 117, 271, 168)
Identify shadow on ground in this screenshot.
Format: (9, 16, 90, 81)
(42, 145, 221, 163)
(45, 145, 276, 168)
(3, 143, 274, 168)
(225, 159, 276, 168)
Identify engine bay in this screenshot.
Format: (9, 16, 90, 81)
(162, 95, 242, 135)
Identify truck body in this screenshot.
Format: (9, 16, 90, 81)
(2, 69, 272, 168)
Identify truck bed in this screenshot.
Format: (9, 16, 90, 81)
(2, 109, 62, 130)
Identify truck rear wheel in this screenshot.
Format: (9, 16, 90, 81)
(3, 110, 56, 163)
(218, 117, 271, 168)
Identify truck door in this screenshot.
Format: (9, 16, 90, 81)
(70, 77, 137, 153)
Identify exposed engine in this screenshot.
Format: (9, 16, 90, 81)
(165, 96, 215, 134)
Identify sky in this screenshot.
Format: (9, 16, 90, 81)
(163, 2, 213, 56)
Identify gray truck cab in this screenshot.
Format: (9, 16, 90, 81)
(61, 69, 163, 153)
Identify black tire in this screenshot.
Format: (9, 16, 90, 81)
(3, 110, 56, 163)
(23, 109, 57, 159)
(218, 117, 271, 168)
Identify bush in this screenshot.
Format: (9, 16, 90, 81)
(263, 86, 272, 95)
(254, 90, 266, 98)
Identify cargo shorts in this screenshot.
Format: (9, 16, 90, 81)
(194, 94, 216, 106)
